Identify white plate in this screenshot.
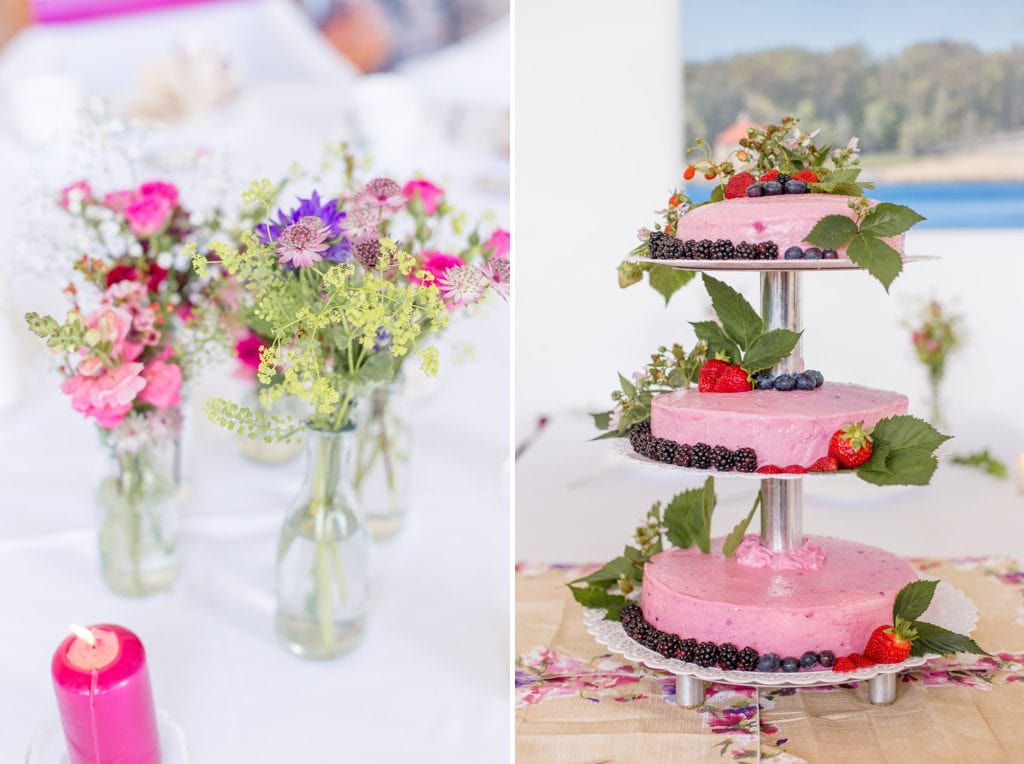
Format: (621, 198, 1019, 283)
(634, 255, 938, 272)
(26, 709, 187, 764)
(583, 608, 931, 688)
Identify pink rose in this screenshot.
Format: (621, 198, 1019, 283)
(139, 180, 180, 208)
(402, 179, 444, 215)
(235, 332, 265, 377)
(124, 194, 173, 237)
(60, 180, 92, 209)
(408, 251, 465, 286)
(138, 358, 183, 409)
(87, 305, 133, 350)
(61, 362, 147, 428)
(483, 228, 510, 259)
(103, 189, 141, 212)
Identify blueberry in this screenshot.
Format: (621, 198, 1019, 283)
(800, 651, 819, 669)
(757, 653, 780, 672)
(822, 249, 839, 259)
(754, 371, 775, 390)
(784, 245, 804, 260)
(746, 183, 764, 198)
(762, 180, 783, 196)
(773, 374, 796, 391)
(795, 373, 815, 390)
(781, 656, 800, 673)
(817, 650, 835, 668)
(806, 369, 825, 387)
(802, 247, 823, 260)
(776, 173, 791, 186)
(784, 179, 809, 194)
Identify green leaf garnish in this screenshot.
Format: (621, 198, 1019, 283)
(722, 490, 761, 558)
(739, 328, 803, 374)
(701, 274, 763, 351)
(856, 415, 951, 486)
(805, 215, 858, 249)
(860, 203, 926, 238)
(847, 233, 903, 291)
(569, 557, 636, 587)
(663, 487, 705, 550)
(648, 264, 695, 305)
(909, 621, 989, 658)
(590, 411, 612, 431)
(567, 585, 628, 619)
(892, 579, 938, 622)
(690, 320, 741, 364)
(618, 373, 637, 397)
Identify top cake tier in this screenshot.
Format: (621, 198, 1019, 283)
(677, 195, 904, 259)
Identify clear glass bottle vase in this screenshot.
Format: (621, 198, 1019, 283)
(354, 378, 410, 540)
(276, 427, 370, 659)
(96, 438, 181, 597)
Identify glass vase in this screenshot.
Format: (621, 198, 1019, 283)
(276, 427, 370, 659)
(96, 438, 181, 598)
(354, 377, 410, 540)
(235, 386, 305, 465)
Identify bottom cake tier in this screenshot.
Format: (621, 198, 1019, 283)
(640, 535, 917, 658)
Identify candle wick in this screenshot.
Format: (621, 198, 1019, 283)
(69, 623, 97, 649)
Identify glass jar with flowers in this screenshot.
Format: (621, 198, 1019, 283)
(192, 178, 450, 659)
(25, 179, 229, 597)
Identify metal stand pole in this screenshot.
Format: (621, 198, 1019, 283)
(676, 674, 705, 707)
(868, 673, 897, 705)
(758, 271, 805, 553)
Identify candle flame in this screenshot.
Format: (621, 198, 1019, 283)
(69, 623, 96, 648)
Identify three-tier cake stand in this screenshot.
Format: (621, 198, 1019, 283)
(588, 256, 937, 708)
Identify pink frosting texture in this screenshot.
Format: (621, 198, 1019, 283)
(676, 195, 905, 258)
(650, 382, 908, 467)
(734, 536, 827, 571)
(641, 536, 917, 656)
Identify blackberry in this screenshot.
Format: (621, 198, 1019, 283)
(620, 604, 642, 627)
(716, 643, 739, 670)
(735, 241, 756, 260)
(673, 443, 693, 468)
(649, 438, 679, 464)
(639, 625, 662, 650)
(757, 241, 779, 260)
(692, 239, 713, 259)
(682, 239, 698, 259)
(736, 647, 760, 672)
(628, 422, 652, 455)
(690, 443, 713, 469)
(776, 173, 791, 187)
(677, 638, 698, 662)
(656, 633, 682, 658)
(710, 239, 735, 260)
(733, 448, 758, 473)
(710, 445, 735, 472)
(648, 230, 685, 260)
(693, 641, 718, 667)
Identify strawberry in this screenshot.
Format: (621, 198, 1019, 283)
(697, 359, 730, 392)
(781, 464, 807, 474)
(808, 456, 839, 472)
(759, 169, 779, 182)
(756, 465, 782, 474)
(791, 169, 819, 184)
(863, 621, 916, 664)
(724, 172, 756, 200)
(848, 653, 877, 668)
(832, 656, 856, 673)
(828, 421, 874, 468)
(683, 166, 696, 180)
(711, 364, 753, 393)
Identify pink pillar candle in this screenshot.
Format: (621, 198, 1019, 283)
(50, 624, 161, 764)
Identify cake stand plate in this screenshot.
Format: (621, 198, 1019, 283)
(26, 709, 187, 763)
(632, 255, 938, 272)
(583, 608, 931, 707)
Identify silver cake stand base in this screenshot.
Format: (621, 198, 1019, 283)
(676, 666, 897, 707)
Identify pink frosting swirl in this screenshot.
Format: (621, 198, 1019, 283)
(734, 535, 827, 571)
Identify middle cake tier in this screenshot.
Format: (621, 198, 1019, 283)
(650, 383, 908, 467)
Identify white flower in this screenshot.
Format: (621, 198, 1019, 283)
(156, 251, 174, 269)
(128, 241, 143, 257)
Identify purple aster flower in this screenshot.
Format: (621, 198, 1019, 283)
(259, 191, 350, 262)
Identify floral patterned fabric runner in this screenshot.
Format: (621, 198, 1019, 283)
(515, 558, 1024, 763)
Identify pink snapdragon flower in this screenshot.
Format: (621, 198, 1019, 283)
(408, 251, 465, 286)
(483, 228, 510, 259)
(61, 362, 147, 428)
(60, 181, 93, 209)
(276, 216, 331, 268)
(103, 189, 141, 212)
(138, 354, 183, 409)
(402, 179, 444, 215)
(139, 180, 179, 207)
(125, 194, 173, 237)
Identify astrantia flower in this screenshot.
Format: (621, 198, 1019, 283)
(357, 178, 405, 212)
(276, 216, 331, 268)
(259, 191, 349, 262)
(408, 251, 464, 286)
(353, 234, 383, 270)
(478, 257, 510, 301)
(438, 265, 487, 309)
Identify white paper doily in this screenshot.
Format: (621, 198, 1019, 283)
(26, 709, 187, 763)
(633, 255, 938, 272)
(919, 579, 981, 636)
(583, 608, 931, 688)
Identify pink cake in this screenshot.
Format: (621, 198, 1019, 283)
(641, 535, 917, 656)
(650, 383, 908, 467)
(676, 195, 904, 258)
